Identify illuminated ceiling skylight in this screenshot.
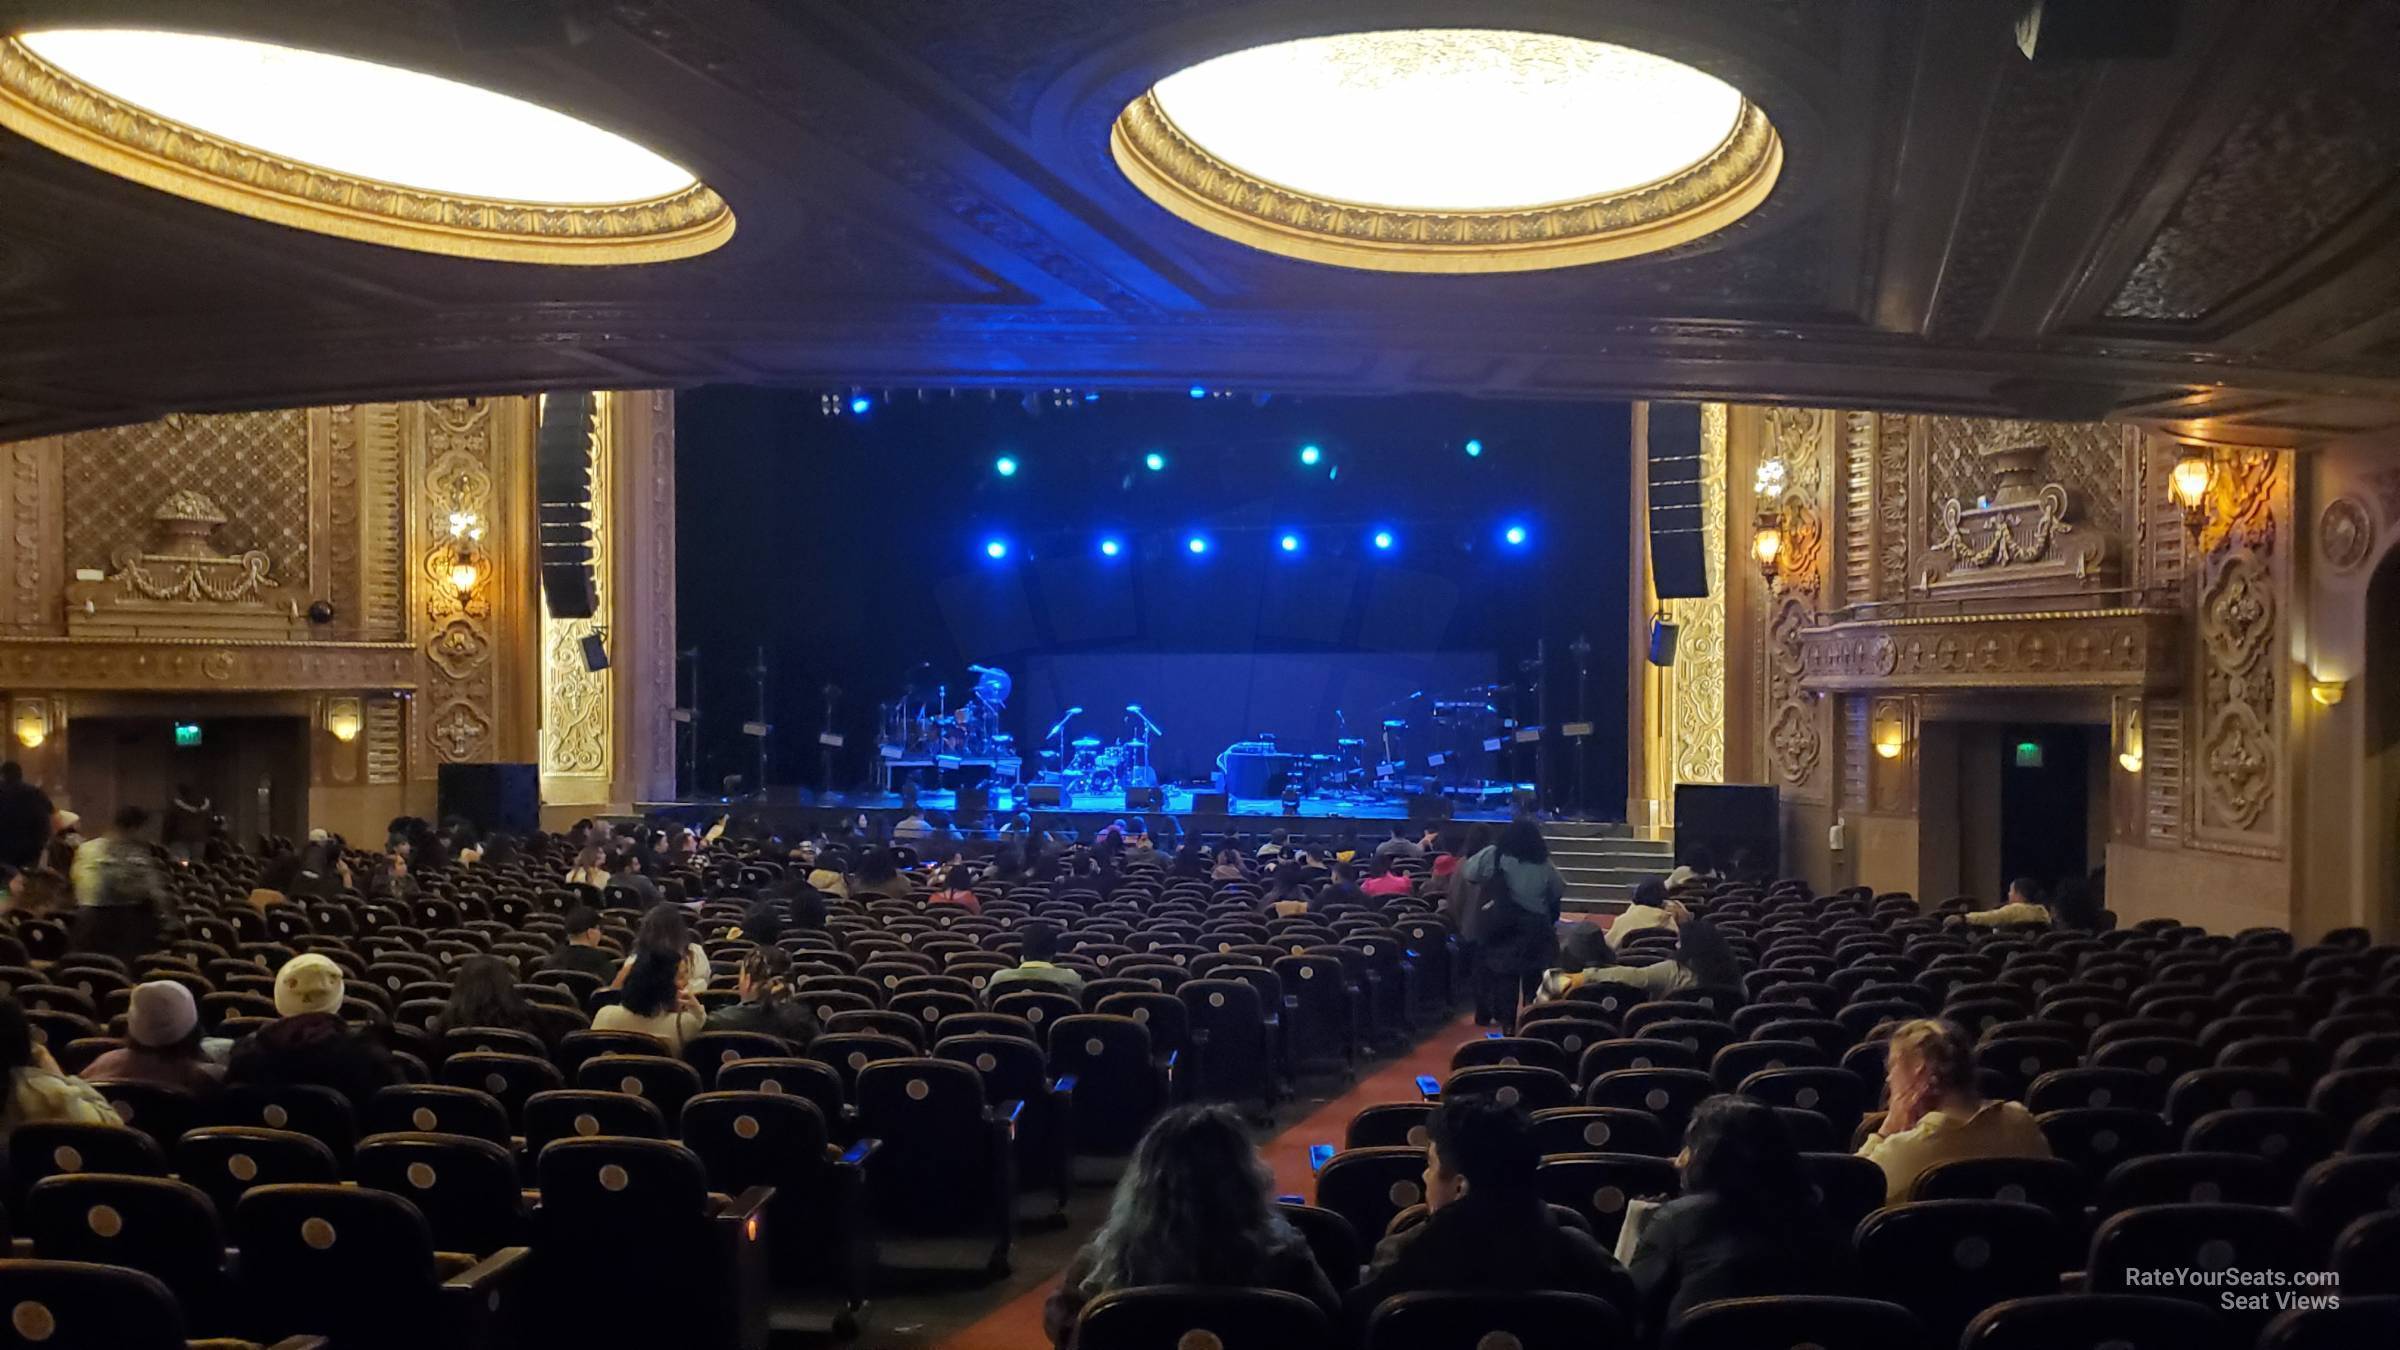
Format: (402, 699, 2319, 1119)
(1113, 29, 1780, 273)
(0, 29, 733, 263)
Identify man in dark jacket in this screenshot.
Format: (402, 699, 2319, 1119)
(1347, 1097, 1637, 1333)
(0, 762, 52, 871)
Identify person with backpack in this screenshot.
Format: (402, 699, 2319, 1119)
(1459, 817, 1563, 1033)
(68, 805, 172, 964)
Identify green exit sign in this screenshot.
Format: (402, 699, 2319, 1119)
(2014, 740, 2043, 768)
(173, 722, 202, 748)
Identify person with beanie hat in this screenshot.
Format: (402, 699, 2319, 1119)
(227, 955, 398, 1115)
(82, 980, 223, 1097)
(272, 952, 346, 1018)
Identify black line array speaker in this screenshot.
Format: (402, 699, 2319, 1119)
(438, 762, 540, 836)
(1673, 783, 1780, 875)
(536, 391, 598, 620)
(1646, 402, 1709, 601)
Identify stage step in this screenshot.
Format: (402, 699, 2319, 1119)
(1546, 824, 1673, 909)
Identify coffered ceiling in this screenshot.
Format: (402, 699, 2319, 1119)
(0, 0, 2396, 445)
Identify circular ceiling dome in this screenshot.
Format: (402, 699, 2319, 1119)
(1113, 29, 1780, 273)
(0, 29, 732, 263)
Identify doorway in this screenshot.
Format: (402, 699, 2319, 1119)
(65, 716, 308, 845)
(1997, 723, 2092, 898)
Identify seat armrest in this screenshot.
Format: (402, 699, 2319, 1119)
(838, 1137, 882, 1167)
(716, 1184, 775, 1228)
(262, 1338, 332, 1350)
(442, 1244, 531, 1293)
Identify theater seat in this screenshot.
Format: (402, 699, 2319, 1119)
(0, 1257, 316, 1350)
(1960, 1293, 2234, 1350)
(1363, 1289, 1625, 1350)
(234, 1182, 525, 1348)
(853, 1058, 1017, 1276)
(20, 1175, 233, 1336)
(681, 1091, 872, 1322)
(1316, 1146, 1428, 1243)
(6, 1121, 166, 1212)
(1664, 1295, 1924, 1350)
(533, 1137, 771, 1349)
(1078, 1286, 1333, 1349)
(1853, 1200, 2065, 1347)
(174, 1126, 338, 1222)
(2255, 1297, 2400, 1350)
(353, 1132, 527, 1256)
(2085, 1204, 2306, 1334)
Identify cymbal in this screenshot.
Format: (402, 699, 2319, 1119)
(1071, 736, 1104, 747)
(1337, 738, 1366, 746)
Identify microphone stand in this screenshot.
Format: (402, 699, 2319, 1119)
(818, 682, 842, 797)
(1570, 633, 1592, 819)
(1127, 705, 1163, 783)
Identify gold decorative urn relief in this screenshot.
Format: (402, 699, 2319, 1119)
(1918, 440, 2116, 595)
(65, 489, 302, 637)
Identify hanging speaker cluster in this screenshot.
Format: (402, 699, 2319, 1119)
(536, 391, 598, 620)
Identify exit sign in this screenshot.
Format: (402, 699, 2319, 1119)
(173, 722, 202, 748)
(2013, 739, 2043, 768)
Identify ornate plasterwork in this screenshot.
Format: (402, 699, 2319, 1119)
(2316, 495, 2372, 574)
(62, 410, 310, 589)
(5, 439, 60, 632)
(1798, 609, 2183, 693)
(1919, 440, 2114, 594)
(0, 637, 414, 690)
(542, 395, 614, 788)
(2191, 450, 2286, 844)
(1923, 417, 2127, 546)
(1111, 89, 1782, 273)
(1767, 596, 1820, 785)
(0, 37, 733, 265)
(1668, 404, 1728, 787)
(415, 399, 501, 767)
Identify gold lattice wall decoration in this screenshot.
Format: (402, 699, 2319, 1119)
(1924, 416, 2124, 533)
(61, 409, 310, 580)
(1668, 403, 1728, 786)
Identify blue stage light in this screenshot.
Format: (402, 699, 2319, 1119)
(1188, 384, 1207, 399)
(1099, 536, 1123, 558)
(1504, 523, 1528, 547)
(983, 538, 1009, 560)
(1279, 533, 1302, 553)
(849, 395, 872, 415)
(1186, 534, 1210, 555)
(1464, 438, 1483, 457)
(1145, 451, 1167, 472)
(1372, 530, 1395, 551)
(1299, 443, 1321, 466)
(994, 455, 1018, 477)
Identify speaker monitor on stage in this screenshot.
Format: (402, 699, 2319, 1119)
(955, 786, 990, 817)
(1126, 785, 1162, 811)
(1188, 791, 1229, 814)
(1025, 784, 1063, 808)
(1673, 782, 1781, 876)
(1405, 793, 1455, 822)
(438, 762, 540, 836)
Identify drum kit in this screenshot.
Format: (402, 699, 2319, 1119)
(1047, 704, 1161, 796)
(881, 663, 1016, 759)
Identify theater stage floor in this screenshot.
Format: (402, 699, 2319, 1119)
(645, 787, 1560, 841)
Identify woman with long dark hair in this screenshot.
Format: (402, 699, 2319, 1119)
(1626, 1097, 1849, 1333)
(613, 901, 712, 996)
(1541, 912, 1743, 1001)
(705, 946, 818, 1047)
(1459, 817, 1563, 1030)
(594, 948, 705, 1051)
(1043, 1103, 1339, 1347)
(431, 955, 543, 1040)
(848, 847, 913, 901)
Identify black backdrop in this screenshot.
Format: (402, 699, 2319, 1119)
(676, 387, 1632, 811)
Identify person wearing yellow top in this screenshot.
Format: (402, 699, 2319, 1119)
(1857, 1018, 2052, 1203)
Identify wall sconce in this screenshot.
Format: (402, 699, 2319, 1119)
(444, 509, 486, 595)
(1869, 700, 1909, 761)
(324, 697, 363, 743)
(2309, 679, 2347, 707)
(2116, 701, 2144, 773)
(1751, 525, 1784, 586)
(11, 700, 49, 749)
(2169, 450, 2214, 539)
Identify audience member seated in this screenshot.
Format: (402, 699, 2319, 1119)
(563, 843, 610, 889)
(1951, 876, 2055, 928)
(613, 902, 711, 996)
(544, 904, 622, 980)
(603, 849, 662, 907)
(806, 846, 852, 899)
(1607, 878, 1675, 949)
(1664, 848, 1720, 893)
(891, 804, 932, 842)
(1210, 847, 1248, 882)
(1262, 864, 1312, 918)
(1542, 909, 1735, 1000)
(1358, 854, 1413, 899)
(1045, 1103, 1340, 1347)
(0, 995, 121, 1139)
(1626, 1097, 1850, 1334)
(1314, 861, 1368, 913)
(928, 865, 982, 912)
(704, 947, 819, 1047)
(226, 954, 401, 1114)
(848, 847, 914, 901)
(1374, 824, 1427, 861)
(428, 954, 546, 1040)
(1858, 1017, 2052, 1203)
(593, 947, 706, 1052)
(1347, 1096, 1635, 1329)
(81, 980, 224, 1097)
(985, 922, 1086, 1002)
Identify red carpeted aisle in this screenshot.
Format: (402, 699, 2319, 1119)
(936, 1011, 1481, 1349)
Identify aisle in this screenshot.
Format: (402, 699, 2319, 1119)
(933, 1011, 1479, 1350)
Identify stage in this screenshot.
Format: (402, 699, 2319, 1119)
(641, 783, 1537, 841)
